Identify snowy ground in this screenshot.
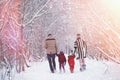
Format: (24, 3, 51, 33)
(14, 56, 120, 80)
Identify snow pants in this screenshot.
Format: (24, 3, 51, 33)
(68, 61, 75, 73)
(59, 62, 65, 72)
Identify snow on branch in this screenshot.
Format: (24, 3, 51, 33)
(25, 0, 51, 26)
(97, 47, 120, 64)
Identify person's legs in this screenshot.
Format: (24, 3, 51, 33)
(59, 63, 62, 72)
(47, 54, 54, 73)
(70, 65, 74, 73)
(62, 63, 65, 72)
(82, 59, 86, 70)
(79, 59, 83, 71)
(68, 62, 71, 72)
(70, 66, 72, 73)
(79, 59, 82, 68)
(52, 54, 56, 70)
(80, 59, 86, 71)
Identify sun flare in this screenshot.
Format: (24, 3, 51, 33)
(103, 0, 120, 14)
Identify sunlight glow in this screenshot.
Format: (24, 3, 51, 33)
(103, 0, 120, 15)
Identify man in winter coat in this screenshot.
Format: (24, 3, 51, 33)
(74, 34, 87, 71)
(56, 51, 66, 72)
(68, 50, 75, 73)
(45, 34, 57, 73)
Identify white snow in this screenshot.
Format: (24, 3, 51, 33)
(14, 56, 120, 80)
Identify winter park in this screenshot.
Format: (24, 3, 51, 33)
(0, 0, 120, 80)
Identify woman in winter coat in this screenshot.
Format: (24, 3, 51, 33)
(74, 34, 87, 71)
(56, 51, 66, 72)
(68, 50, 75, 73)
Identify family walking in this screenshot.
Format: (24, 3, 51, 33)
(44, 33, 87, 73)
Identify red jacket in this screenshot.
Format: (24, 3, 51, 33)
(57, 52, 66, 63)
(68, 54, 75, 66)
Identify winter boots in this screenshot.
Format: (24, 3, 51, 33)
(80, 64, 86, 71)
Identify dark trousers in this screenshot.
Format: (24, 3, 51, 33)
(47, 54, 56, 72)
(59, 62, 65, 71)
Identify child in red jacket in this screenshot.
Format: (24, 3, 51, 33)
(56, 51, 66, 72)
(68, 50, 75, 73)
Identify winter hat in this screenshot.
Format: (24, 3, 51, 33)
(60, 51, 64, 54)
(70, 50, 73, 53)
(69, 50, 74, 55)
(48, 34, 52, 36)
(77, 33, 80, 36)
(76, 34, 81, 39)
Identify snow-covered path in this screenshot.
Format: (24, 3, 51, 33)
(14, 57, 120, 80)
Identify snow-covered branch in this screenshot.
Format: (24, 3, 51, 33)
(97, 47, 120, 64)
(24, 0, 51, 26)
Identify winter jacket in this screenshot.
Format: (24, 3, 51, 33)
(45, 37, 57, 54)
(57, 52, 66, 64)
(74, 39, 87, 59)
(68, 54, 75, 66)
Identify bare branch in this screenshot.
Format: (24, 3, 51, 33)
(25, 0, 51, 26)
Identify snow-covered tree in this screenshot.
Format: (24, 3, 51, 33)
(0, 0, 120, 79)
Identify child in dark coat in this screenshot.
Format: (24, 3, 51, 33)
(68, 50, 75, 73)
(56, 51, 66, 72)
